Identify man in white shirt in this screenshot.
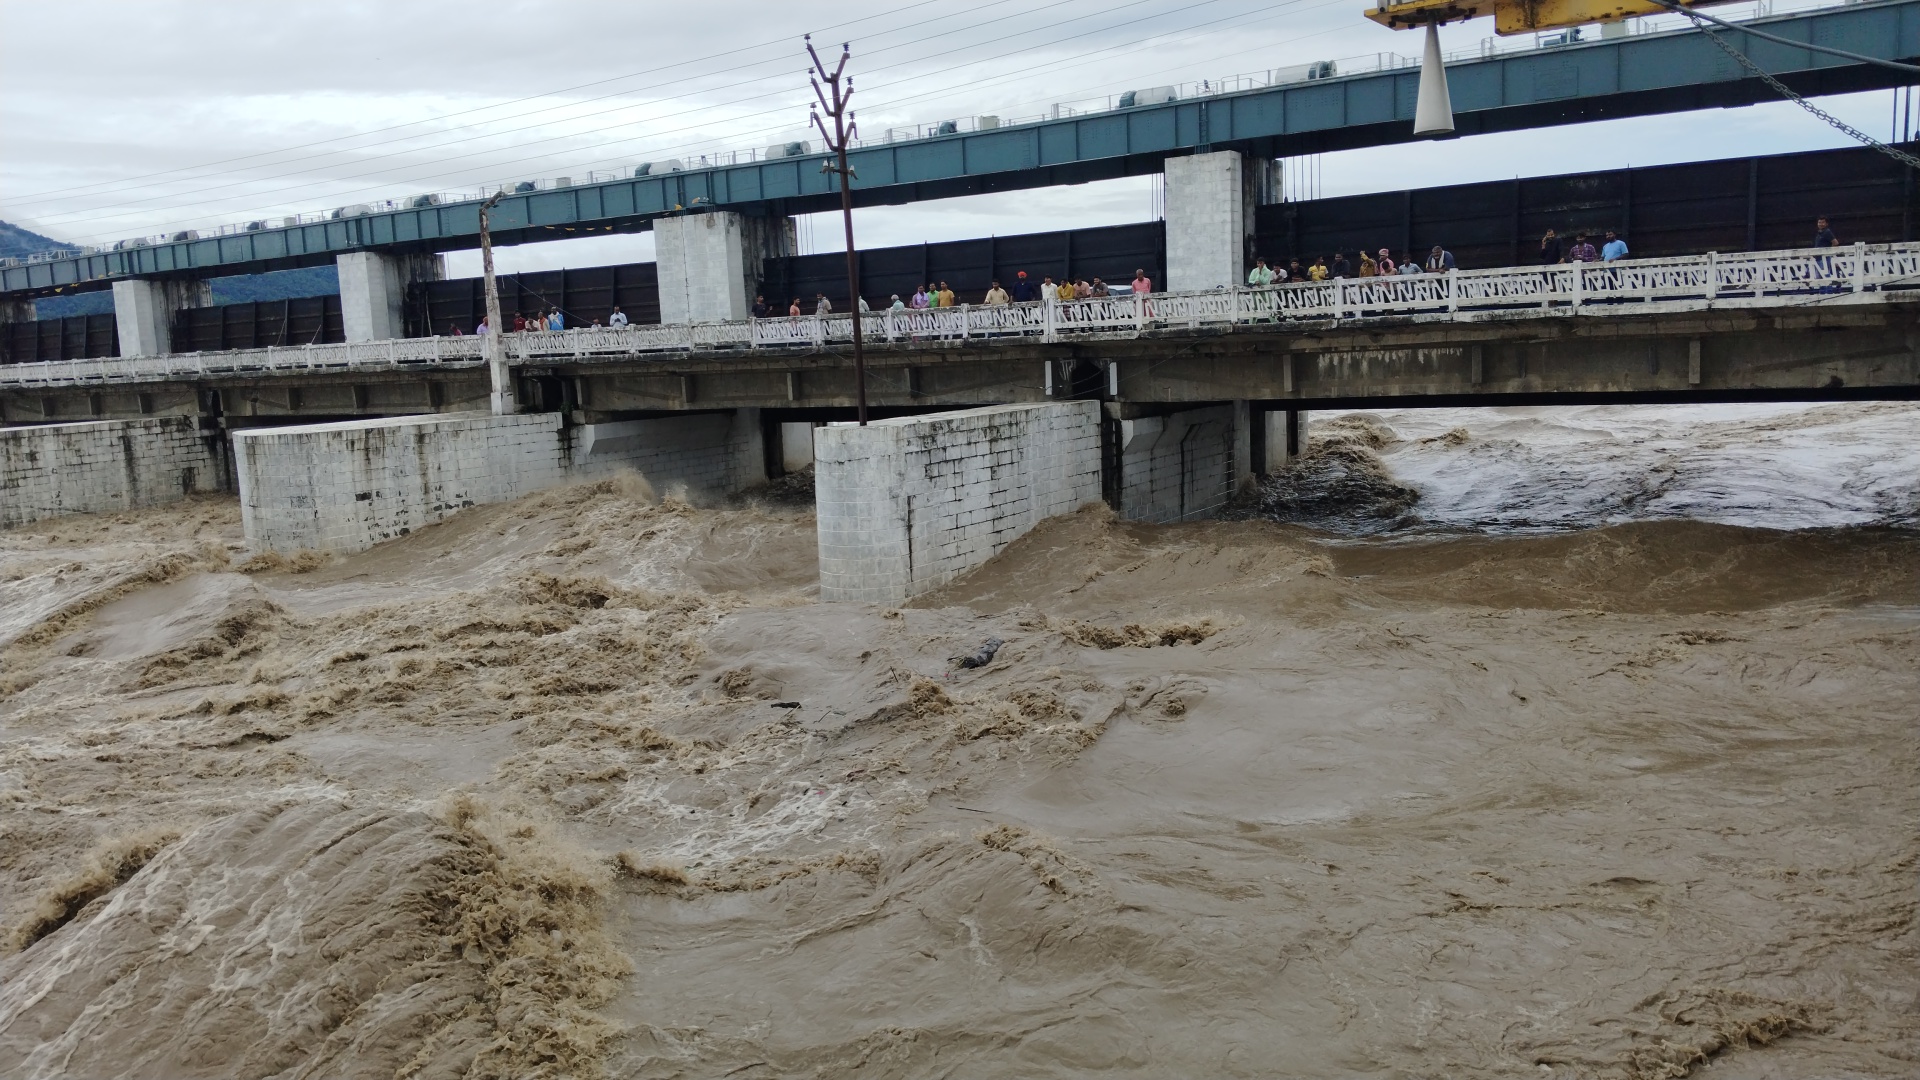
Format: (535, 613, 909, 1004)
(608, 306, 628, 327)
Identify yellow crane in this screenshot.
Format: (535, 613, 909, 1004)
(1373, 0, 1920, 163)
(1364, 0, 1740, 36)
(1371, 0, 1793, 135)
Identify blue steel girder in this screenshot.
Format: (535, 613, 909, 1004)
(8, 0, 1920, 301)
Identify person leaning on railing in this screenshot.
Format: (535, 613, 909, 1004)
(984, 280, 1010, 305)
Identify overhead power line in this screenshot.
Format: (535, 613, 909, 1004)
(0, 0, 953, 208)
(55, 0, 1305, 242)
(28, 0, 1182, 228)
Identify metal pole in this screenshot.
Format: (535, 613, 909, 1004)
(479, 191, 513, 416)
(809, 37, 866, 425)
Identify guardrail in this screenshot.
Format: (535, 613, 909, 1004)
(6, 243, 1918, 389)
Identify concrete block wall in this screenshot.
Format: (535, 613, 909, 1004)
(234, 409, 766, 555)
(815, 401, 1103, 604)
(234, 412, 570, 555)
(1164, 150, 1253, 292)
(1117, 404, 1235, 523)
(2, 417, 226, 528)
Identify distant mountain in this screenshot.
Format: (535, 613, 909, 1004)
(6, 217, 342, 319)
(0, 220, 76, 260)
(32, 264, 341, 320)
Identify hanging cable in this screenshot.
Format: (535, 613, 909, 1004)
(1674, 5, 1920, 171)
(1645, 0, 1920, 75)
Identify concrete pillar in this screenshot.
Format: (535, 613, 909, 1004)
(780, 421, 818, 472)
(1231, 399, 1255, 491)
(1262, 409, 1292, 471)
(653, 211, 794, 325)
(732, 407, 768, 489)
(1164, 150, 1256, 292)
(337, 251, 443, 343)
(112, 278, 210, 357)
(1115, 404, 1236, 523)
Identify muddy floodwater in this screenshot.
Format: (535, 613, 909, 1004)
(0, 405, 1914, 1079)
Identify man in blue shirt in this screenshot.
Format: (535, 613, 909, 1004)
(1010, 271, 1037, 302)
(1425, 246, 1456, 272)
(1601, 231, 1629, 262)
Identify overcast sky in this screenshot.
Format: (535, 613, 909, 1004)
(1, 0, 1904, 275)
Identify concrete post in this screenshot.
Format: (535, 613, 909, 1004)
(337, 251, 443, 342)
(780, 421, 819, 472)
(1263, 409, 1292, 471)
(1164, 150, 1256, 292)
(1231, 399, 1255, 491)
(732, 407, 768, 489)
(654, 211, 793, 325)
(111, 278, 211, 357)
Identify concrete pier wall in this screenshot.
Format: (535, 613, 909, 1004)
(815, 401, 1103, 604)
(1116, 404, 1236, 523)
(1164, 150, 1252, 292)
(1, 417, 226, 528)
(234, 409, 762, 555)
(572, 409, 765, 496)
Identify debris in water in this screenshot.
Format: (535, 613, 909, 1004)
(952, 638, 1004, 669)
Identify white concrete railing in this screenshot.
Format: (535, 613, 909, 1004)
(7, 242, 1919, 389)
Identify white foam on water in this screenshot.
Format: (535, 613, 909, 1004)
(1328, 402, 1920, 532)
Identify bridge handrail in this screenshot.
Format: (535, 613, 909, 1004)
(8, 242, 1920, 389)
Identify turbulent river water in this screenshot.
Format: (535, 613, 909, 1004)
(0, 404, 1913, 1079)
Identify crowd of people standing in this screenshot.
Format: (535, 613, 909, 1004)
(463, 218, 1854, 334)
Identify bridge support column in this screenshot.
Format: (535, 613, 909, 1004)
(1164, 150, 1255, 291)
(654, 211, 795, 325)
(1114, 404, 1237, 523)
(111, 278, 211, 357)
(1232, 399, 1255, 492)
(337, 251, 443, 342)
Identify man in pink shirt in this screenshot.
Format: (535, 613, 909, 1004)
(1131, 269, 1152, 294)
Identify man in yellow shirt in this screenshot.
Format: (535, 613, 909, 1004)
(1307, 257, 1329, 282)
(936, 282, 956, 307)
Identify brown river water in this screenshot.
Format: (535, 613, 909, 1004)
(0, 406, 1914, 1079)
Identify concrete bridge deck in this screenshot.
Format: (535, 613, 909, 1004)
(5, 244, 1918, 426)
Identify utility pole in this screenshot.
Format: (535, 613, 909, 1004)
(807, 35, 866, 425)
(478, 190, 514, 416)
